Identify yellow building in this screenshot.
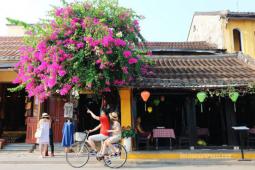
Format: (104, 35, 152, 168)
(188, 10, 255, 58)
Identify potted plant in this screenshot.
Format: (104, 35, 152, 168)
(122, 126, 135, 152)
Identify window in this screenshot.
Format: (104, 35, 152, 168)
(233, 29, 242, 52)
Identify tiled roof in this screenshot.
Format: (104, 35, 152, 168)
(0, 36, 24, 61)
(226, 11, 255, 18)
(2, 37, 255, 89)
(143, 41, 219, 51)
(134, 53, 255, 88)
(194, 10, 255, 19)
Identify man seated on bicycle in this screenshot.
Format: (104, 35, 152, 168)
(98, 112, 121, 157)
(87, 108, 110, 154)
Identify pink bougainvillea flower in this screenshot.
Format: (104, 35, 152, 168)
(38, 62, 48, 71)
(93, 18, 99, 25)
(71, 76, 80, 83)
(50, 32, 58, 41)
(96, 59, 102, 64)
(106, 49, 112, 54)
(113, 80, 125, 86)
(12, 77, 21, 84)
(102, 36, 109, 47)
(60, 84, 72, 95)
(47, 78, 56, 89)
(121, 66, 128, 74)
(114, 38, 126, 47)
(103, 87, 111, 92)
(128, 58, 138, 64)
(133, 20, 139, 26)
(58, 70, 67, 77)
(99, 63, 105, 69)
(37, 41, 47, 54)
(123, 50, 132, 58)
(63, 6, 73, 18)
(105, 81, 110, 86)
(76, 42, 84, 49)
(90, 39, 100, 47)
(55, 8, 64, 17)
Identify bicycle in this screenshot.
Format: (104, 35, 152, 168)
(66, 131, 128, 168)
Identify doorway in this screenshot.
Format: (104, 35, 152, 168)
(195, 97, 227, 146)
(0, 84, 26, 143)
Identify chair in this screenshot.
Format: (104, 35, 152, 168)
(178, 136, 191, 149)
(196, 128, 209, 143)
(247, 128, 255, 149)
(135, 134, 149, 150)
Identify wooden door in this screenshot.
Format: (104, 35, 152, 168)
(47, 96, 65, 142)
(25, 117, 37, 143)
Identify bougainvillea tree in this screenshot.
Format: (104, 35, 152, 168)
(9, 0, 152, 102)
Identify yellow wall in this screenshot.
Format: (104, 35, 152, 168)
(224, 19, 255, 58)
(0, 70, 17, 82)
(119, 88, 132, 127)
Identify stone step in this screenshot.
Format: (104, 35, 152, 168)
(1, 143, 34, 152)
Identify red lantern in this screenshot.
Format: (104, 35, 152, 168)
(141, 90, 150, 111)
(141, 91, 150, 102)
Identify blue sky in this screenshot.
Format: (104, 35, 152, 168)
(1, 0, 255, 41)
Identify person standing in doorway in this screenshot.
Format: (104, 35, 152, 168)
(37, 113, 51, 158)
(86, 109, 110, 154)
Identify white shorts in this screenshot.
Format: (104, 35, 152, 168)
(107, 135, 121, 143)
(88, 134, 108, 142)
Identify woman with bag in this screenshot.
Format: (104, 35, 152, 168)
(36, 113, 51, 158)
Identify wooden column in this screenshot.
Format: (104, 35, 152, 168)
(185, 96, 197, 146)
(119, 88, 132, 127)
(225, 98, 237, 145)
(26, 96, 41, 144)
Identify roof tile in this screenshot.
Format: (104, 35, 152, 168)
(135, 54, 255, 88)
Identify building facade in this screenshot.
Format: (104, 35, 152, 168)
(1, 12, 255, 153)
(188, 11, 255, 58)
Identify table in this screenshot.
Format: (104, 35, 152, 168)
(197, 128, 209, 136)
(249, 128, 255, 134)
(153, 128, 175, 150)
(232, 126, 251, 161)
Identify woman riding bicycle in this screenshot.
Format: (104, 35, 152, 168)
(87, 108, 110, 154)
(98, 112, 121, 158)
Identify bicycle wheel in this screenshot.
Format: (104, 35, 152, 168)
(104, 143, 127, 168)
(66, 142, 90, 168)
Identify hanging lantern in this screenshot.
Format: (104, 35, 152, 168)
(229, 92, 239, 112)
(141, 90, 150, 111)
(153, 98, 160, 106)
(196, 92, 207, 112)
(160, 96, 165, 102)
(147, 106, 153, 113)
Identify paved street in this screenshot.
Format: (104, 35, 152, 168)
(0, 152, 255, 170)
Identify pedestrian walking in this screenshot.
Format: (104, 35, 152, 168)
(36, 113, 51, 158)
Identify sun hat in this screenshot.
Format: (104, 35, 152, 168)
(109, 112, 118, 120)
(42, 112, 49, 118)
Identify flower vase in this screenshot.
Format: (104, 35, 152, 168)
(123, 137, 132, 152)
